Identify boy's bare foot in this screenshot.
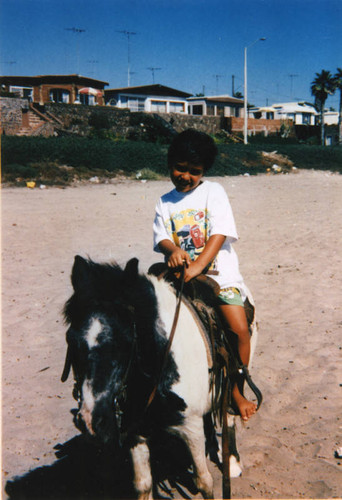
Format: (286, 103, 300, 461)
(233, 386, 257, 421)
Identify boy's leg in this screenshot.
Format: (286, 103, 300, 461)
(219, 303, 257, 421)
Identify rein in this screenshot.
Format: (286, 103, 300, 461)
(145, 263, 186, 409)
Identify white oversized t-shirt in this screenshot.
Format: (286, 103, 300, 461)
(153, 180, 244, 290)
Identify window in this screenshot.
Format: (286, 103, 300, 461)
(128, 97, 145, 111)
(151, 100, 167, 112)
(207, 105, 215, 116)
(9, 86, 33, 100)
(192, 105, 203, 115)
(266, 112, 274, 120)
(79, 93, 95, 105)
(169, 101, 185, 113)
(50, 89, 70, 103)
(302, 113, 311, 124)
(118, 95, 144, 111)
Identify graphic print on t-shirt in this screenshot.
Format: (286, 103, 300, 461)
(166, 208, 215, 263)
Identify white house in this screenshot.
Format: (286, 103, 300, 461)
(323, 110, 339, 125)
(251, 102, 318, 125)
(187, 95, 244, 117)
(105, 84, 191, 113)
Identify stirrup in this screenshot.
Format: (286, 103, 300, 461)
(227, 365, 263, 416)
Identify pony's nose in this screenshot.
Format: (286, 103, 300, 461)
(79, 405, 96, 436)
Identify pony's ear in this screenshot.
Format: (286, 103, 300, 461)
(71, 255, 90, 291)
(123, 258, 139, 283)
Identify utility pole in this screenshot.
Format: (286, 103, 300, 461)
(147, 67, 161, 84)
(244, 37, 266, 145)
(117, 30, 137, 87)
(232, 74, 235, 96)
(65, 27, 86, 74)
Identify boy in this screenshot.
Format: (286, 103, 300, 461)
(153, 129, 256, 421)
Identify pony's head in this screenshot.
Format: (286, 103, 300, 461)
(62, 256, 185, 445)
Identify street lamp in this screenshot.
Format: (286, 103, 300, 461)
(244, 37, 266, 145)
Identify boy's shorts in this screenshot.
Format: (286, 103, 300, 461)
(217, 287, 244, 307)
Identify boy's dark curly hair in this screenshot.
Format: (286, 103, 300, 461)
(167, 129, 218, 171)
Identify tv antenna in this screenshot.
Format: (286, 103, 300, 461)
(288, 74, 299, 97)
(117, 30, 137, 87)
(87, 59, 99, 76)
(213, 74, 223, 94)
(147, 67, 161, 84)
(65, 27, 86, 74)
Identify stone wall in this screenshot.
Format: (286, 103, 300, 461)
(43, 104, 224, 137)
(2, 99, 289, 138)
(44, 103, 131, 136)
(0, 97, 29, 135)
(155, 112, 223, 134)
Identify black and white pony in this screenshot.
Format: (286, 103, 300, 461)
(62, 256, 258, 499)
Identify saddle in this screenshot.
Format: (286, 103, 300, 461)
(148, 263, 262, 421)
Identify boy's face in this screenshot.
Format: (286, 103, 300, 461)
(170, 161, 205, 193)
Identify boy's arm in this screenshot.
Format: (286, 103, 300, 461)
(185, 234, 225, 282)
(158, 234, 226, 283)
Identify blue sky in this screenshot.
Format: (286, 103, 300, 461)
(1, 0, 341, 108)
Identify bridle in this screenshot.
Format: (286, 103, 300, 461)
(61, 267, 186, 435)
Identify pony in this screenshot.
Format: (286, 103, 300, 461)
(62, 255, 259, 499)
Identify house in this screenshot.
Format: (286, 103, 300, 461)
(0, 74, 109, 106)
(251, 102, 318, 125)
(105, 84, 191, 113)
(323, 110, 339, 125)
(187, 95, 244, 117)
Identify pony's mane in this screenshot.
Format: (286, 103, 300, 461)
(64, 257, 163, 360)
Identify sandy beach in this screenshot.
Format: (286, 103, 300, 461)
(2, 170, 342, 498)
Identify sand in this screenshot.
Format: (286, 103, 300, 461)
(2, 170, 342, 499)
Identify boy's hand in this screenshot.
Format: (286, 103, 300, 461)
(167, 247, 191, 269)
(183, 261, 203, 282)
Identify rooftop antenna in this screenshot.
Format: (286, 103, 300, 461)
(0, 61, 17, 74)
(65, 27, 86, 74)
(288, 74, 298, 97)
(147, 67, 161, 84)
(129, 71, 137, 85)
(87, 59, 99, 76)
(117, 30, 137, 87)
(213, 74, 223, 95)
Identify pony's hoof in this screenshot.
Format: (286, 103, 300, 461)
(229, 455, 242, 477)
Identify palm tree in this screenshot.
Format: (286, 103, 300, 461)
(334, 68, 342, 144)
(311, 70, 335, 145)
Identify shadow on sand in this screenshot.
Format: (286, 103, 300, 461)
(5, 433, 200, 499)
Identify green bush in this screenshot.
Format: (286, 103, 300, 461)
(128, 112, 175, 144)
(1, 136, 169, 181)
(1, 136, 341, 185)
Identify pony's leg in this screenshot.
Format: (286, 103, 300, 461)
(130, 437, 153, 500)
(227, 415, 242, 477)
(175, 416, 214, 499)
